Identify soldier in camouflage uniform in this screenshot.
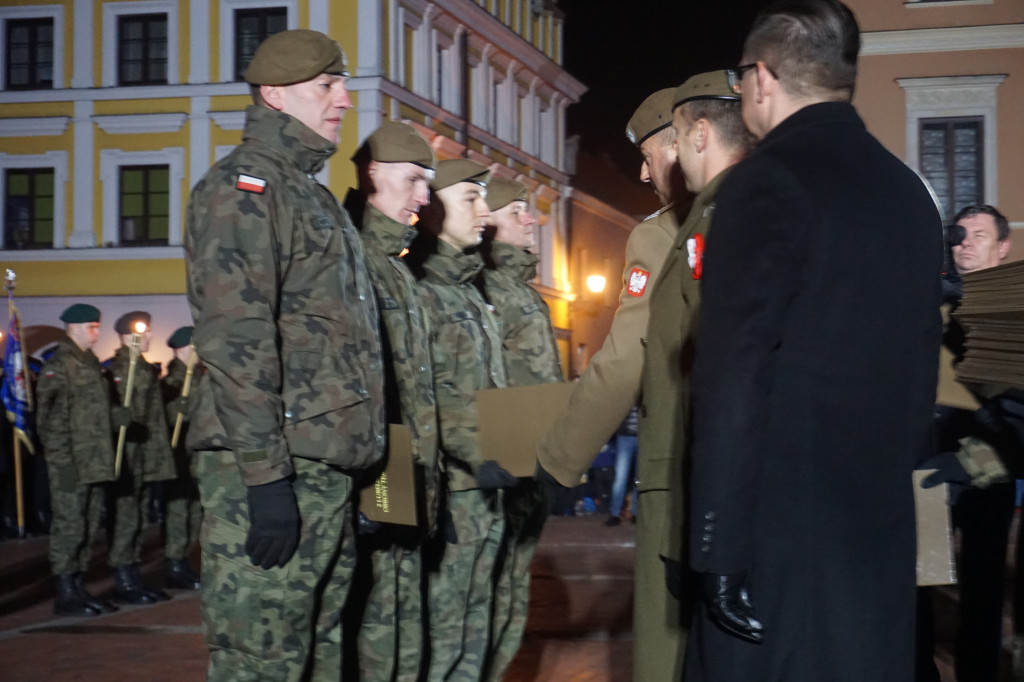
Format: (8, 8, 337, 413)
(159, 326, 202, 590)
(478, 177, 563, 681)
(184, 30, 385, 682)
(411, 159, 513, 681)
(106, 310, 175, 605)
(36, 303, 127, 616)
(342, 121, 440, 681)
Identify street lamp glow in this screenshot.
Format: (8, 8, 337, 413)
(586, 274, 606, 294)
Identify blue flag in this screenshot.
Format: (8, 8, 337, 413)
(2, 310, 34, 453)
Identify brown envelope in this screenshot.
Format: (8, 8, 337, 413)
(476, 382, 575, 477)
(914, 470, 956, 586)
(359, 424, 418, 526)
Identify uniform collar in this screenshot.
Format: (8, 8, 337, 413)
(345, 191, 418, 256)
(488, 240, 538, 282)
(423, 239, 484, 285)
(242, 105, 336, 175)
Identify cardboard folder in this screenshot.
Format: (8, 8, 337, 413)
(914, 470, 956, 586)
(359, 424, 417, 526)
(476, 382, 575, 477)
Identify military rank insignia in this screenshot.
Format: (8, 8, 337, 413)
(687, 234, 705, 280)
(236, 174, 267, 194)
(627, 267, 650, 297)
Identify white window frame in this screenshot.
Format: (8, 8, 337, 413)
(102, 1, 179, 88)
(0, 151, 68, 249)
(218, 0, 297, 83)
(0, 4, 64, 92)
(898, 75, 1005, 212)
(99, 148, 185, 246)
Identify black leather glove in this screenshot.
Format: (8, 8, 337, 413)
(703, 570, 764, 644)
(975, 390, 1024, 455)
(245, 478, 300, 569)
(665, 558, 684, 601)
(356, 510, 381, 536)
(534, 461, 566, 488)
(110, 405, 133, 429)
(170, 395, 190, 420)
(918, 451, 971, 504)
(475, 460, 518, 490)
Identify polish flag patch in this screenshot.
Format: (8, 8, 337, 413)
(236, 174, 267, 194)
(687, 233, 705, 280)
(627, 267, 650, 297)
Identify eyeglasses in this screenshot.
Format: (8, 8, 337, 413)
(726, 63, 778, 95)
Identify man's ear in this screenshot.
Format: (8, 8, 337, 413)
(260, 84, 285, 111)
(694, 119, 710, 154)
(754, 61, 774, 103)
(999, 237, 1012, 261)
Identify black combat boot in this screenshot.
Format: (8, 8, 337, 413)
(131, 564, 170, 602)
(54, 574, 101, 616)
(165, 558, 201, 590)
(74, 573, 118, 613)
(113, 564, 158, 604)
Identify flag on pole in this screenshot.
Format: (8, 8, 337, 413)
(2, 301, 34, 454)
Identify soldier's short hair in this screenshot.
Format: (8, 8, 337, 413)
(743, 0, 860, 102)
(677, 99, 757, 155)
(954, 204, 1010, 242)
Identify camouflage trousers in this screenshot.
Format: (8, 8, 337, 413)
(197, 451, 357, 682)
(164, 462, 201, 560)
(425, 488, 505, 682)
(485, 480, 547, 681)
(352, 532, 425, 681)
(47, 466, 104, 575)
(107, 453, 148, 567)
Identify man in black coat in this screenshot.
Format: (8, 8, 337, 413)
(684, 1, 942, 680)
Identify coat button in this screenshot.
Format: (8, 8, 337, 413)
(284, 410, 293, 419)
(704, 511, 717, 521)
(704, 523, 714, 532)
(702, 533, 712, 543)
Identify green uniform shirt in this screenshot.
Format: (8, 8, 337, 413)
(36, 336, 116, 485)
(185, 105, 386, 486)
(415, 239, 507, 492)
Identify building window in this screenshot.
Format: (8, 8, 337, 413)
(118, 13, 167, 85)
(119, 165, 169, 245)
(920, 117, 983, 221)
(5, 18, 52, 90)
(234, 7, 287, 80)
(3, 168, 54, 250)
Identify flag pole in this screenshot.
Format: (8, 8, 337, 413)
(4, 272, 25, 537)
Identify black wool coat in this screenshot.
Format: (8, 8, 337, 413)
(685, 102, 942, 682)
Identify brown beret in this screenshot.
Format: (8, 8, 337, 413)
(114, 311, 151, 335)
(244, 29, 348, 86)
(431, 159, 492, 192)
(673, 70, 740, 109)
(485, 178, 528, 212)
(625, 88, 676, 146)
(356, 121, 436, 169)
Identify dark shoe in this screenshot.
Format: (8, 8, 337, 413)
(165, 558, 201, 590)
(131, 564, 171, 602)
(604, 516, 621, 527)
(113, 564, 158, 604)
(54, 574, 101, 616)
(74, 573, 118, 613)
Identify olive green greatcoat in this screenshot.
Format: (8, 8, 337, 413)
(633, 170, 730, 682)
(537, 203, 682, 485)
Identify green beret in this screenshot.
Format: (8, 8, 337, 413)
(114, 311, 151, 335)
(355, 121, 436, 169)
(431, 159, 492, 192)
(485, 178, 528, 212)
(59, 303, 100, 324)
(625, 88, 676, 146)
(673, 70, 740, 109)
(243, 29, 348, 86)
(167, 326, 193, 349)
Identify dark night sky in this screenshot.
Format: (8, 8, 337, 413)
(558, 0, 774, 210)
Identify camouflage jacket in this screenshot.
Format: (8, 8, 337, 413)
(346, 192, 441, 525)
(480, 241, 563, 387)
(107, 346, 176, 482)
(414, 239, 507, 492)
(161, 357, 203, 471)
(184, 105, 386, 486)
(36, 336, 116, 485)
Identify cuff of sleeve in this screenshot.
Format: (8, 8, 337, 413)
(956, 436, 1009, 488)
(536, 444, 588, 488)
(235, 441, 294, 487)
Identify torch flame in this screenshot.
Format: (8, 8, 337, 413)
(134, 321, 148, 334)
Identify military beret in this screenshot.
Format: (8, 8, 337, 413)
(485, 177, 529, 212)
(431, 159, 492, 192)
(673, 70, 740, 109)
(243, 29, 348, 86)
(167, 326, 193, 349)
(625, 88, 676, 147)
(356, 121, 436, 169)
(114, 311, 151, 335)
(59, 303, 100, 324)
